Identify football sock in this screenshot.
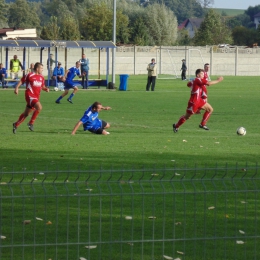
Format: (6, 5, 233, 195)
(175, 116, 186, 128)
(29, 110, 40, 125)
(69, 93, 75, 100)
(56, 96, 63, 102)
(201, 111, 211, 126)
(15, 113, 27, 127)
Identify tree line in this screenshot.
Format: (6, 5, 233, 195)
(0, 0, 260, 46)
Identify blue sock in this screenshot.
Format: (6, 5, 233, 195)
(56, 96, 63, 102)
(69, 93, 75, 100)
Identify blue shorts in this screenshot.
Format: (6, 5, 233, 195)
(64, 82, 76, 89)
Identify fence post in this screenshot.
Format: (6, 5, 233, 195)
(235, 47, 238, 76)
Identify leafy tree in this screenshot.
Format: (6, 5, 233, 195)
(144, 3, 178, 45)
(199, 0, 214, 8)
(232, 26, 258, 46)
(79, 2, 129, 42)
(226, 14, 251, 29)
(0, 0, 8, 27)
(193, 9, 232, 45)
(40, 16, 60, 40)
(60, 15, 80, 40)
(131, 16, 149, 45)
(177, 29, 192, 46)
(8, 0, 41, 30)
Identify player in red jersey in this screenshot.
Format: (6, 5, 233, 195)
(13, 62, 49, 134)
(173, 68, 223, 133)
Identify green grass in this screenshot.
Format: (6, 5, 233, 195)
(0, 75, 260, 259)
(1, 75, 259, 170)
(213, 8, 245, 16)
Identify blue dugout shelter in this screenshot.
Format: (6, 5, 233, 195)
(0, 39, 116, 87)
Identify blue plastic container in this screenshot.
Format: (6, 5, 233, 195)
(119, 74, 129, 91)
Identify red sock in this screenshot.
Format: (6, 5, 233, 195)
(15, 113, 27, 127)
(201, 111, 211, 126)
(29, 110, 40, 125)
(175, 115, 186, 128)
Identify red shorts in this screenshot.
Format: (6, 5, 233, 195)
(186, 99, 206, 115)
(25, 93, 39, 108)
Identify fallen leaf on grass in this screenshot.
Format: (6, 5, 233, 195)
(225, 214, 229, 218)
(23, 220, 31, 225)
(171, 160, 175, 162)
(36, 217, 43, 221)
(39, 172, 44, 175)
(175, 222, 182, 225)
(200, 145, 203, 148)
(127, 243, 134, 246)
(46, 221, 52, 225)
(241, 168, 247, 171)
(241, 201, 247, 204)
(1, 235, 6, 239)
(175, 173, 180, 176)
(151, 173, 159, 176)
(236, 240, 244, 244)
(183, 140, 187, 142)
(0, 182, 7, 185)
(125, 216, 132, 220)
(148, 216, 156, 219)
(177, 251, 184, 255)
(79, 257, 87, 260)
(85, 245, 97, 249)
(85, 189, 93, 191)
(208, 206, 215, 210)
(163, 255, 173, 260)
(239, 230, 245, 234)
(215, 142, 220, 144)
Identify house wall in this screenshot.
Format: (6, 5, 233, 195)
(0, 46, 259, 79)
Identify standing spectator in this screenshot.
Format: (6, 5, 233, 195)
(46, 54, 57, 76)
(55, 61, 84, 104)
(71, 101, 111, 135)
(146, 58, 157, 91)
(12, 62, 49, 134)
(79, 53, 89, 89)
(172, 68, 223, 133)
(29, 63, 34, 73)
(181, 59, 187, 80)
(0, 63, 7, 88)
(52, 62, 65, 82)
(10, 55, 23, 79)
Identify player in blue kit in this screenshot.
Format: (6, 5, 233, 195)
(71, 101, 111, 135)
(55, 61, 85, 104)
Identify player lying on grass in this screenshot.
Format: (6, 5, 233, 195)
(71, 101, 111, 135)
(173, 68, 223, 133)
(13, 62, 49, 134)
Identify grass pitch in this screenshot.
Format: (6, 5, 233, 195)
(1, 75, 259, 170)
(0, 75, 259, 259)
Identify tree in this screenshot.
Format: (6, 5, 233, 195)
(0, 0, 8, 27)
(232, 26, 258, 46)
(199, 0, 214, 8)
(8, 0, 41, 30)
(79, 2, 129, 42)
(193, 9, 233, 45)
(226, 14, 251, 29)
(40, 16, 60, 40)
(131, 16, 149, 45)
(60, 15, 80, 40)
(144, 3, 178, 45)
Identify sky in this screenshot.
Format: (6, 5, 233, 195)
(213, 0, 259, 9)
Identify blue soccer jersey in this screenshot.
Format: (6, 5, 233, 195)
(80, 106, 102, 131)
(65, 67, 80, 85)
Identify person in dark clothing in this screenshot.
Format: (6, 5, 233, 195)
(181, 59, 187, 80)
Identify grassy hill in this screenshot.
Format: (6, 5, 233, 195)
(213, 8, 245, 16)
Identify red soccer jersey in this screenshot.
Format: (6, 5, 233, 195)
(21, 72, 45, 97)
(188, 77, 207, 104)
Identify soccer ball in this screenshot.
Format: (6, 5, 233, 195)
(54, 87, 59, 91)
(237, 127, 246, 136)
